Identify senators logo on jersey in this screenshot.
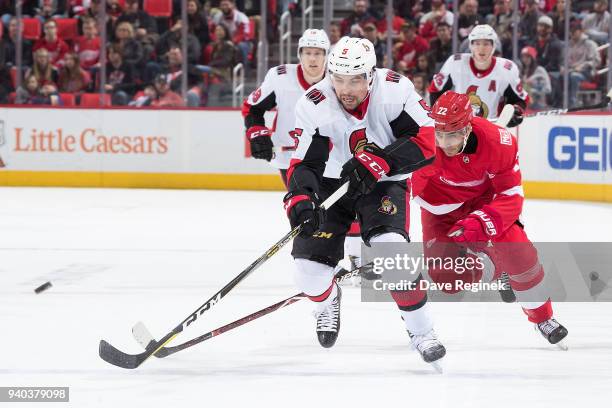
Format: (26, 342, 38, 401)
(378, 196, 398, 215)
(306, 89, 326, 105)
(348, 128, 381, 155)
(466, 85, 490, 118)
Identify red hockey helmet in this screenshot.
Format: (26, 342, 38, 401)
(430, 91, 473, 132)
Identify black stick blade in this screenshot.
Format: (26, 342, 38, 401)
(99, 340, 146, 369)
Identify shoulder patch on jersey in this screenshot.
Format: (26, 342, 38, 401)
(385, 70, 401, 83)
(306, 89, 326, 105)
(251, 87, 262, 103)
(453, 54, 462, 60)
(276, 65, 287, 75)
(499, 128, 513, 146)
(503, 60, 513, 70)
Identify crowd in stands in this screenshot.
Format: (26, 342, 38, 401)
(0, 0, 610, 109)
(334, 0, 610, 109)
(0, 0, 266, 107)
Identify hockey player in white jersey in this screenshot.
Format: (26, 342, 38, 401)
(243, 29, 329, 186)
(428, 24, 528, 127)
(283, 36, 445, 368)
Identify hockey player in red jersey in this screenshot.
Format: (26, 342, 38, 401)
(428, 24, 528, 128)
(243, 29, 330, 186)
(412, 91, 569, 348)
(283, 36, 445, 368)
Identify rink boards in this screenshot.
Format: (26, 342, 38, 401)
(0, 106, 610, 202)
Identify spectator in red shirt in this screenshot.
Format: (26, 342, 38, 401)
(419, 0, 454, 41)
(151, 74, 185, 107)
(74, 16, 101, 70)
(33, 19, 70, 67)
(395, 21, 430, 74)
(58, 52, 91, 94)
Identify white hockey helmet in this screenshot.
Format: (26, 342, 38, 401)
(468, 24, 499, 56)
(297, 29, 330, 59)
(327, 36, 377, 82)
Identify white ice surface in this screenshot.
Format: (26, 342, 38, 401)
(1, 187, 611, 408)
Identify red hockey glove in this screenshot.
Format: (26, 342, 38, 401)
(340, 145, 391, 199)
(448, 207, 503, 249)
(246, 125, 273, 161)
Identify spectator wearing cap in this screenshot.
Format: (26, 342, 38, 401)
(362, 22, 385, 68)
(340, 0, 379, 37)
(519, 0, 543, 44)
(394, 21, 429, 74)
(427, 21, 452, 72)
(566, 19, 600, 108)
(519, 46, 550, 110)
(582, 0, 610, 45)
(530, 14, 564, 106)
(74, 17, 101, 71)
(457, 0, 482, 41)
(0, 17, 34, 68)
(151, 74, 185, 107)
(419, 0, 454, 41)
(33, 19, 70, 67)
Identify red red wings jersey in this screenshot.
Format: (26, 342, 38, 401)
(429, 54, 528, 120)
(243, 64, 313, 169)
(412, 117, 524, 231)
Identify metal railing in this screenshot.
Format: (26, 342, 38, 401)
(279, 11, 292, 66)
(302, 0, 314, 33)
(232, 63, 245, 108)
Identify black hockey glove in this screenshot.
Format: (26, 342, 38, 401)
(246, 125, 274, 161)
(506, 105, 524, 128)
(340, 145, 391, 199)
(283, 190, 325, 238)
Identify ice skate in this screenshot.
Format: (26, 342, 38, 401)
(313, 286, 342, 348)
(535, 318, 568, 350)
(408, 329, 446, 373)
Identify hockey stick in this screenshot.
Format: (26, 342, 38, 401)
(132, 266, 364, 358)
(495, 88, 611, 128)
(99, 181, 349, 369)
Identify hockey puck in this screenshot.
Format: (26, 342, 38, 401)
(590, 272, 600, 281)
(34, 281, 53, 294)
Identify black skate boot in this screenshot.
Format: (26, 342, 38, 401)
(536, 318, 568, 350)
(314, 286, 342, 348)
(408, 329, 446, 372)
(498, 272, 516, 303)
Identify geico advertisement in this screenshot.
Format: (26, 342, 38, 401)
(519, 114, 612, 184)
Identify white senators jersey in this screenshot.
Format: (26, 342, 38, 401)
(429, 54, 528, 120)
(243, 64, 315, 169)
(289, 69, 435, 184)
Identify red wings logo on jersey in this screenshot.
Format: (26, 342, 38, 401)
(306, 89, 326, 105)
(385, 70, 401, 83)
(251, 87, 262, 103)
